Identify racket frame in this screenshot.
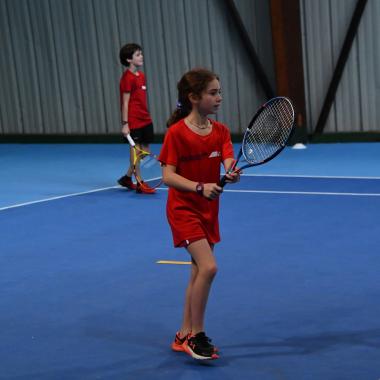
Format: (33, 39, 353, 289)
(126, 134, 162, 188)
(220, 97, 295, 187)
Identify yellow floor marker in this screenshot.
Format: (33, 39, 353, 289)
(156, 260, 191, 265)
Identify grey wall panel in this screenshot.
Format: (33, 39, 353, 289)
(233, 0, 268, 133)
(28, 0, 65, 133)
(0, 0, 273, 136)
(71, 0, 107, 134)
(92, 0, 121, 133)
(301, 0, 378, 134)
(116, 0, 142, 45)
(301, 0, 336, 133)
(5, 0, 44, 134)
(138, 0, 172, 131)
(50, 0, 86, 134)
(183, 0, 214, 69)
(0, 0, 22, 133)
(159, 0, 191, 123)
(358, 0, 380, 132)
(209, 0, 241, 129)
(327, 0, 361, 133)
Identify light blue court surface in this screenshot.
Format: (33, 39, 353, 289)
(1, 143, 380, 379)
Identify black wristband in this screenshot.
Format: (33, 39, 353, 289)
(195, 182, 204, 195)
(122, 121, 128, 125)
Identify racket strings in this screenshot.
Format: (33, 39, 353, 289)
(243, 98, 294, 164)
(135, 153, 162, 188)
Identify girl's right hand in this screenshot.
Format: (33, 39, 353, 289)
(122, 124, 130, 136)
(203, 183, 223, 200)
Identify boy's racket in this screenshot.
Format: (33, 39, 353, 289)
(126, 134, 162, 189)
(220, 96, 295, 187)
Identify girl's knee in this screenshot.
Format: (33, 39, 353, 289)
(201, 264, 218, 279)
(210, 264, 218, 278)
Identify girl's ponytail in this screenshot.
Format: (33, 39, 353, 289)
(166, 100, 190, 127)
(167, 68, 218, 127)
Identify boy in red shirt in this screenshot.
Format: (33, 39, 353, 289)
(117, 43, 155, 194)
(159, 68, 240, 360)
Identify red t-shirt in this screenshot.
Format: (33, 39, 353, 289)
(119, 70, 152, 129)
(159, 119, 234, 247)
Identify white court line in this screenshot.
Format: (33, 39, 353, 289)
(155, 188, 380, 197)
(2, 181, 380, 212)
(0, 186, 119, 211)
(222, 189, 380, 197)
(157, 188, 380, 197)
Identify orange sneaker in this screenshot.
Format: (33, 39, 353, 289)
(136, 182, 156, 194)
(171, 332, 188, 352)
(171, 331, 219, 354)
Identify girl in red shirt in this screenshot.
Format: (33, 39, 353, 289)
(159, 68, 240, 360)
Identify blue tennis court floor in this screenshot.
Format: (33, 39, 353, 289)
(1, 143, 380, 379)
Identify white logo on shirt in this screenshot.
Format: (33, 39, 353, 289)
(209, 151, 221, 158)
(141, 85, 146, 90)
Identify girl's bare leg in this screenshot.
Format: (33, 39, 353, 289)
(179, 259, 198, 338)
(185, 239, 217, 335)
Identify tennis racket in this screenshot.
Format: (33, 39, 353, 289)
(126, 134, 162, 189)
(220, 96, 295, 187)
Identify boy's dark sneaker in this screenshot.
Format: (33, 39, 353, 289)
(183, 332, 219, 360)
(118, 175, 136, 190)
(171, 331, 188, 352)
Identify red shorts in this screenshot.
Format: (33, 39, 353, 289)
(168, 212, 220, 248)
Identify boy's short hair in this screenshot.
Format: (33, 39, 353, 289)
(119, 43, 142, 67)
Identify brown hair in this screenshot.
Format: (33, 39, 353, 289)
(119, 43, 142, 67)
(167, 68, 219, 127)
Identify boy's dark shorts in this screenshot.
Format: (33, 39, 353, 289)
(124, 123, 154, 145)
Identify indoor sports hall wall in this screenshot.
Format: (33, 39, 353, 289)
(301, 0, 380, 134)
(0, 0, 273, 137)
(1, 0, 378, 139)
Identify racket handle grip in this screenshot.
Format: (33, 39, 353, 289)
(126, 134, 136, 147)
(219, 175, 228, 188)
(220, 159, 237, 187)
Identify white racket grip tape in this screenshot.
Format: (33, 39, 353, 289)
(126, 134, 136, 147)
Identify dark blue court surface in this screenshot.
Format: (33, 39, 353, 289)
(1, 143, 380, 379)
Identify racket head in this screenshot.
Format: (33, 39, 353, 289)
(242, 97, 295, 166)
(134, 151, 162, 189)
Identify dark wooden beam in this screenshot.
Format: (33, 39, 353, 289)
(225, 0, 274, 99)
(270, 0, 308, 144)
